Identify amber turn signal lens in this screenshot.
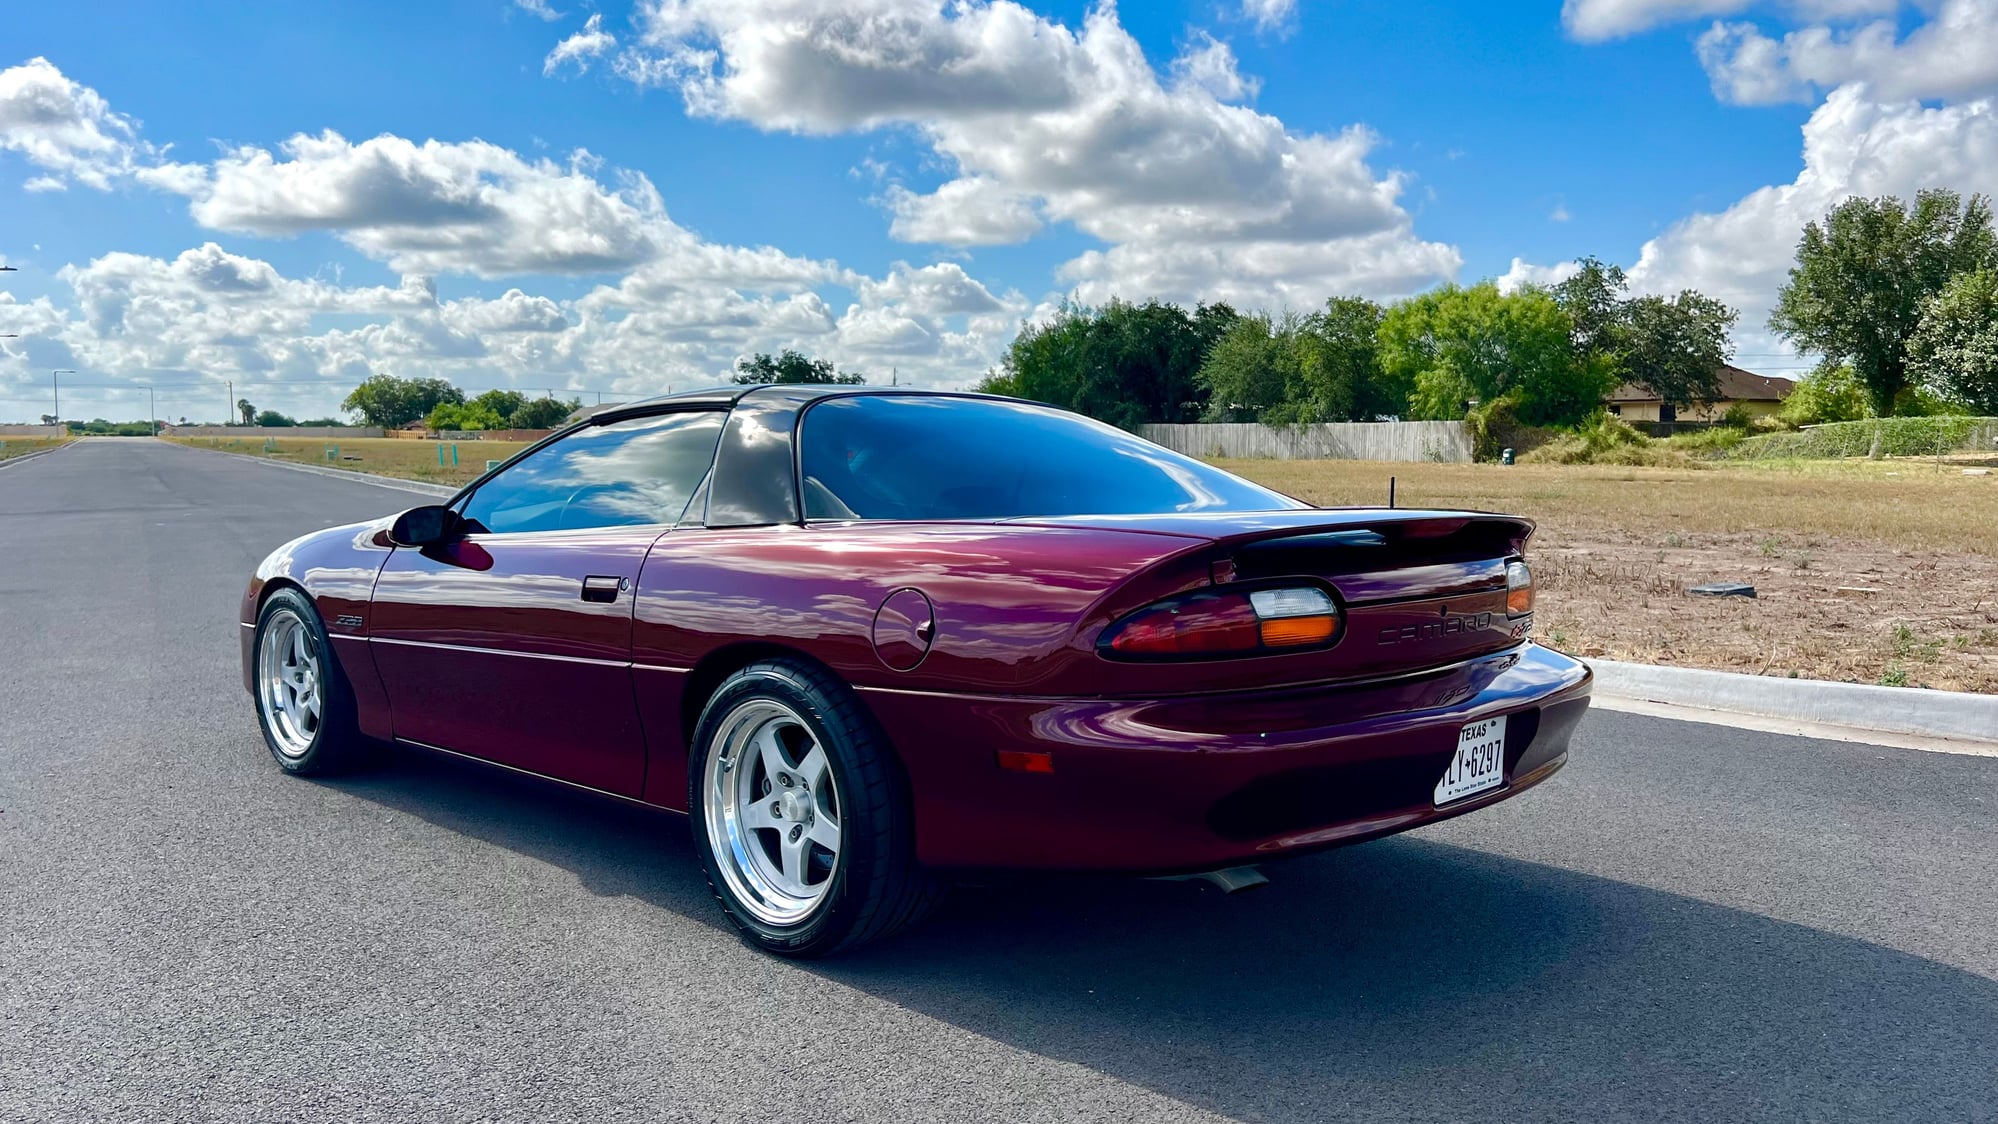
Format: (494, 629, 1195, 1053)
(1505, 560, 1533, 615)
(1259, 615, 1338, 647)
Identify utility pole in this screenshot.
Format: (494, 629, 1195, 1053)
(146, 385, 155, 436)
(52, 369, 74, 428)
(226, 380, 232, 427)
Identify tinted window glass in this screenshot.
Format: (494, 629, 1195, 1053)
(799, 396, 1301, 521)
(461, 411, 724, 534)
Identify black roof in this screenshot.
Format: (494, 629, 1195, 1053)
(587, 383, 1000, 426)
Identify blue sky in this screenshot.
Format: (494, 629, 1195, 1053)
(2, 1, 1990, 421)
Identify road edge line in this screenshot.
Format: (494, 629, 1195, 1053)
(157, 438, 458, 498)
(1586, 657, 1998, 751)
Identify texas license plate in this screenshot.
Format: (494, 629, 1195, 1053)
(1435, 715, 1507, 805)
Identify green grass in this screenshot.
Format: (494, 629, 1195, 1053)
(0, 436, 71, 463)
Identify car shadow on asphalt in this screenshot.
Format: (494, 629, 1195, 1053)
(334, 747, 1998, 1123)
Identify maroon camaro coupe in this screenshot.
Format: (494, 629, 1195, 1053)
(242, 386, 1591, 955)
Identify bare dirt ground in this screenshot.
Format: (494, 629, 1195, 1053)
(1226, 456, 1998, 694)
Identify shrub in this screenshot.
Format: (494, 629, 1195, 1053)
(1728, 415, 1998, 459)
(1519, 412, 1694, 466)
(1466, 393, 1556, 461)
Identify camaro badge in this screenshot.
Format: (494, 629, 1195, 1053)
(1377, 612, 1492, 645)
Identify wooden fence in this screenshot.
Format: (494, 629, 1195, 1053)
(1140, 421, 1473, 463)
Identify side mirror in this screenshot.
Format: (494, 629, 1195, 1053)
(388, 505, 462, 548)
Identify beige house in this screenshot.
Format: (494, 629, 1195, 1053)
(1606, 364, 1794, 423)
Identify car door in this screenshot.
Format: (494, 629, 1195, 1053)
(368, 409, 727, 796)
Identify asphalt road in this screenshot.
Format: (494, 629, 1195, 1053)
(3, 438, 1995, 1123)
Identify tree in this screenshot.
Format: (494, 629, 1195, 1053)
(1198, 314, 1289, 421)
(1906, 268, 1998, 415)
(1551, 257, 1736, 409)
(1550, 257, 1628, 358)
(469, 389, 529, 423)
(39, 414, 56, 426)
(733, 350, 865, 386)
(1618, 291, 1736, 409)
(237, 399, 255, 426)
(1771, 190, 1998, 415)
(1379, 282, 1602, 426)
(509, 396, 581, 429)
(255, 410, 296, 427)
(1198, 298, 1389, 424)
(426, 401, 505, 431)
(342, 374, 464, 427)
(1777, 362, 1869, 425)
(981, 300, 1228, 429)
(295, 417, 350, 427)
(1290, 297, 1391, 422)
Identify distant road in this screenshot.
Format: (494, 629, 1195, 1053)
(2, 438, 1993, 1123)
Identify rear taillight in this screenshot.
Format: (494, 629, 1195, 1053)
(1101, 585, 1342, 660)
(1506, 559, 1533, 615)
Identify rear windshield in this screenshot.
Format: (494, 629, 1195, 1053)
(798, 395, 1303, 521)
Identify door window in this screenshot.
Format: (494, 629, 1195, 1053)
(460, 411, 724, 534)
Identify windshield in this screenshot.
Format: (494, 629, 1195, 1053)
(798, 395, 1304, 521)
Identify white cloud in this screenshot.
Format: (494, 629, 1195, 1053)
(1170, 33, 1258, 102)
(1698, 1, 1998, 106)
(515, 0, 565, 20)
(0, 56, 1039, 415)
(0, 239, 1027, 419)
(1625, 86, 1998, 357)
(545, 13, 617, 76)
(883, 177, 1043, 245)
(1550, 200, 1572, 222)
(605, 0, 1457, 306)
(1494, 257, 1582, 294)
(0, 56, 141, 190)
(1237, 0, 1299, 35)
(1561, 0, 1896, 42)
(187, 131, 671, 276)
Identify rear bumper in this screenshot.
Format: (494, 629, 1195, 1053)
(870, 642, 1592, 872)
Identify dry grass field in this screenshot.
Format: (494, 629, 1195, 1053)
(0, 436, 71, 463)
(167, 435, 533, 488)
(164, 435, 1998, 693)
(1223, 458, 1998, 693)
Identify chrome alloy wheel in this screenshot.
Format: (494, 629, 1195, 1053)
(257, 608, 323, 759)
(702, 699, 843, 926)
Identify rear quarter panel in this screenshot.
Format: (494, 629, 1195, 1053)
(629, 522, 1204, 806)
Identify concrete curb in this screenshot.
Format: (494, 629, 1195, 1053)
(1588, 657, 1998, 745)
(159, 439, 458, 498)
(0, 442, 71, 472)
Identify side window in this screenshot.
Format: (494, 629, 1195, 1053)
(460, 411, 725, 534)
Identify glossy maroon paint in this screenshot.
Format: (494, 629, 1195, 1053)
(240, 391, 1592, 876)
(368, 527, 659, 795)
(243, 508, 1589, 873)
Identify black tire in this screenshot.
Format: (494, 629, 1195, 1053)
(251, 586, 369, 776)
(689, 658, 942, 957)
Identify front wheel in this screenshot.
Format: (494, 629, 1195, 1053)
(252, 587, 368, 775)
(690, 659, 940, 957)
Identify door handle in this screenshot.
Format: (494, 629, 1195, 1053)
(581, 575, 625, 603)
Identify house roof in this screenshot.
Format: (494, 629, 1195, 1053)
(1609, 364, 1794, 404)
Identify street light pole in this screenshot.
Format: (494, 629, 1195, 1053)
(52, 369, 75, 428)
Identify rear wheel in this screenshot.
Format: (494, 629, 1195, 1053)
(253, 587, 367, 775)
(690, 659, 940, 956)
